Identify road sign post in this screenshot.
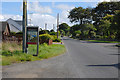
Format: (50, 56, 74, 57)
(27, 26, 39, 56)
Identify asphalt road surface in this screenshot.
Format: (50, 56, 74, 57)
(2, 37, 118, 78)
(63, 37, 118, 78)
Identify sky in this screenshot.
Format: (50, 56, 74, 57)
(0, 0, 117, 30)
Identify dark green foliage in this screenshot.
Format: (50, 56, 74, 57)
(70, 24, 96, 39)
(10, 32, 16, 36)
(39, 34, 52, 41)
(16, 32, 23, 37)
(39, 30, 49, 34)
(59, 23, 70, 36)
(68, 1, 120, 40)
(53, 38, 61, 42)
(68, 7, 92, 25)
(2, 51, 12, 56)
(39, 34, 53, 44)
(49, 32, 56, 35)
(50, 29, 55, 32)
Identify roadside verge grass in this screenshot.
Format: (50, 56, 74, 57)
(83, 40, 120, 43)
(0, 42, 66, 66)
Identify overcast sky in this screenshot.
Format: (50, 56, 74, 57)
(0, 0, 119, 30)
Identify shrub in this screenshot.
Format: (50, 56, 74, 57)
(110, 35, 116, 39)
(52, 35, 61, 42)
(18, 55, 26, 61)
(16, 32, 23, 37)
(96, 35, 103, 39)
(39, 34, 53, 40)
(53, 38, 61, 42)
(49, 32, 56, 35)
(10, 32, 16, 36)
(39, 34, 53, 44)
(2, 51, 12, 56)
(39, 30, 49, 34)
(25, 54, 32, 61)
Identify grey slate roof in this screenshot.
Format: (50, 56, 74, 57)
(6, 18, 22, 32)
(15, 20, 22, 26)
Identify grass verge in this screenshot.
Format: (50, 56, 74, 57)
(0, 42, 66, 66)
(83, 40, 120, 43)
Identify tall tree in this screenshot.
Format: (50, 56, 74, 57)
(68, 7, 92, 25)
(59, 23, 70, 35)
(92, 1, 120, 26)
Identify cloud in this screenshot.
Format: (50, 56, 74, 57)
(0, 13, 57, 30)
(56, 4, 74, 11)
(99, 0, 120, 2)
(1, 0, 101, 2)
(0, 14, 22, 21)
(59, 10, 73, 26)
(28, 2, 52, 14)
(1, 3, 76, 31)
(99, 0, 110, 2)
(20, 2, 52, 14)
(29, 13, 57, 30)
(55, 4, 74, 26)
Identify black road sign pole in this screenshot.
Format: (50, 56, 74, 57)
(37, 27, 39, 56)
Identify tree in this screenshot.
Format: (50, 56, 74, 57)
(39, 30, 49, 35)
(92, 2, 120, 27)
(68, 7, 92, 25)
(80, 24, 96, 39)
(50, 29, 55, 32)
(98, 20, 111, 38)
(70, 24, 81, 38)
(60, 30, 65, 36)
(74, 30, 81, 38)
(59, 23, 70, 36)
(111, 10, 120, 40)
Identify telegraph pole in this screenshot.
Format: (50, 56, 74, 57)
(23, 0, 27, 53)
(45, 23, 47, 30)
(53, 24, 55, 31)
(57, 13, 59, 38)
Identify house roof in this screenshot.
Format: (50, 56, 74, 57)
(7, 18, 22, 32)
(15, 20, 22, 26)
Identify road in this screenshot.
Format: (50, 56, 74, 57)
(2, 37, 118, 78)
(63, 37, 118, 78)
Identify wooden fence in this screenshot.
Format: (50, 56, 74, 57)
(3, 36, 23, 44)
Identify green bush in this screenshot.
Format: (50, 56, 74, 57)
(53, 38, 61, 42)
(51, 35, 61, 42)
(12, 51, 23, 56)
(25, 54, 32, 61)
(16, 32, 23, 37)
(10, 32, 16, 36)
(18, 55, 26, 61)
(110, 35, 115, 39)
(2, 51, 12, 56)
(49, 32, 56, 35)
(39, 34, 53, 41)
(96, 35, 103, 39)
